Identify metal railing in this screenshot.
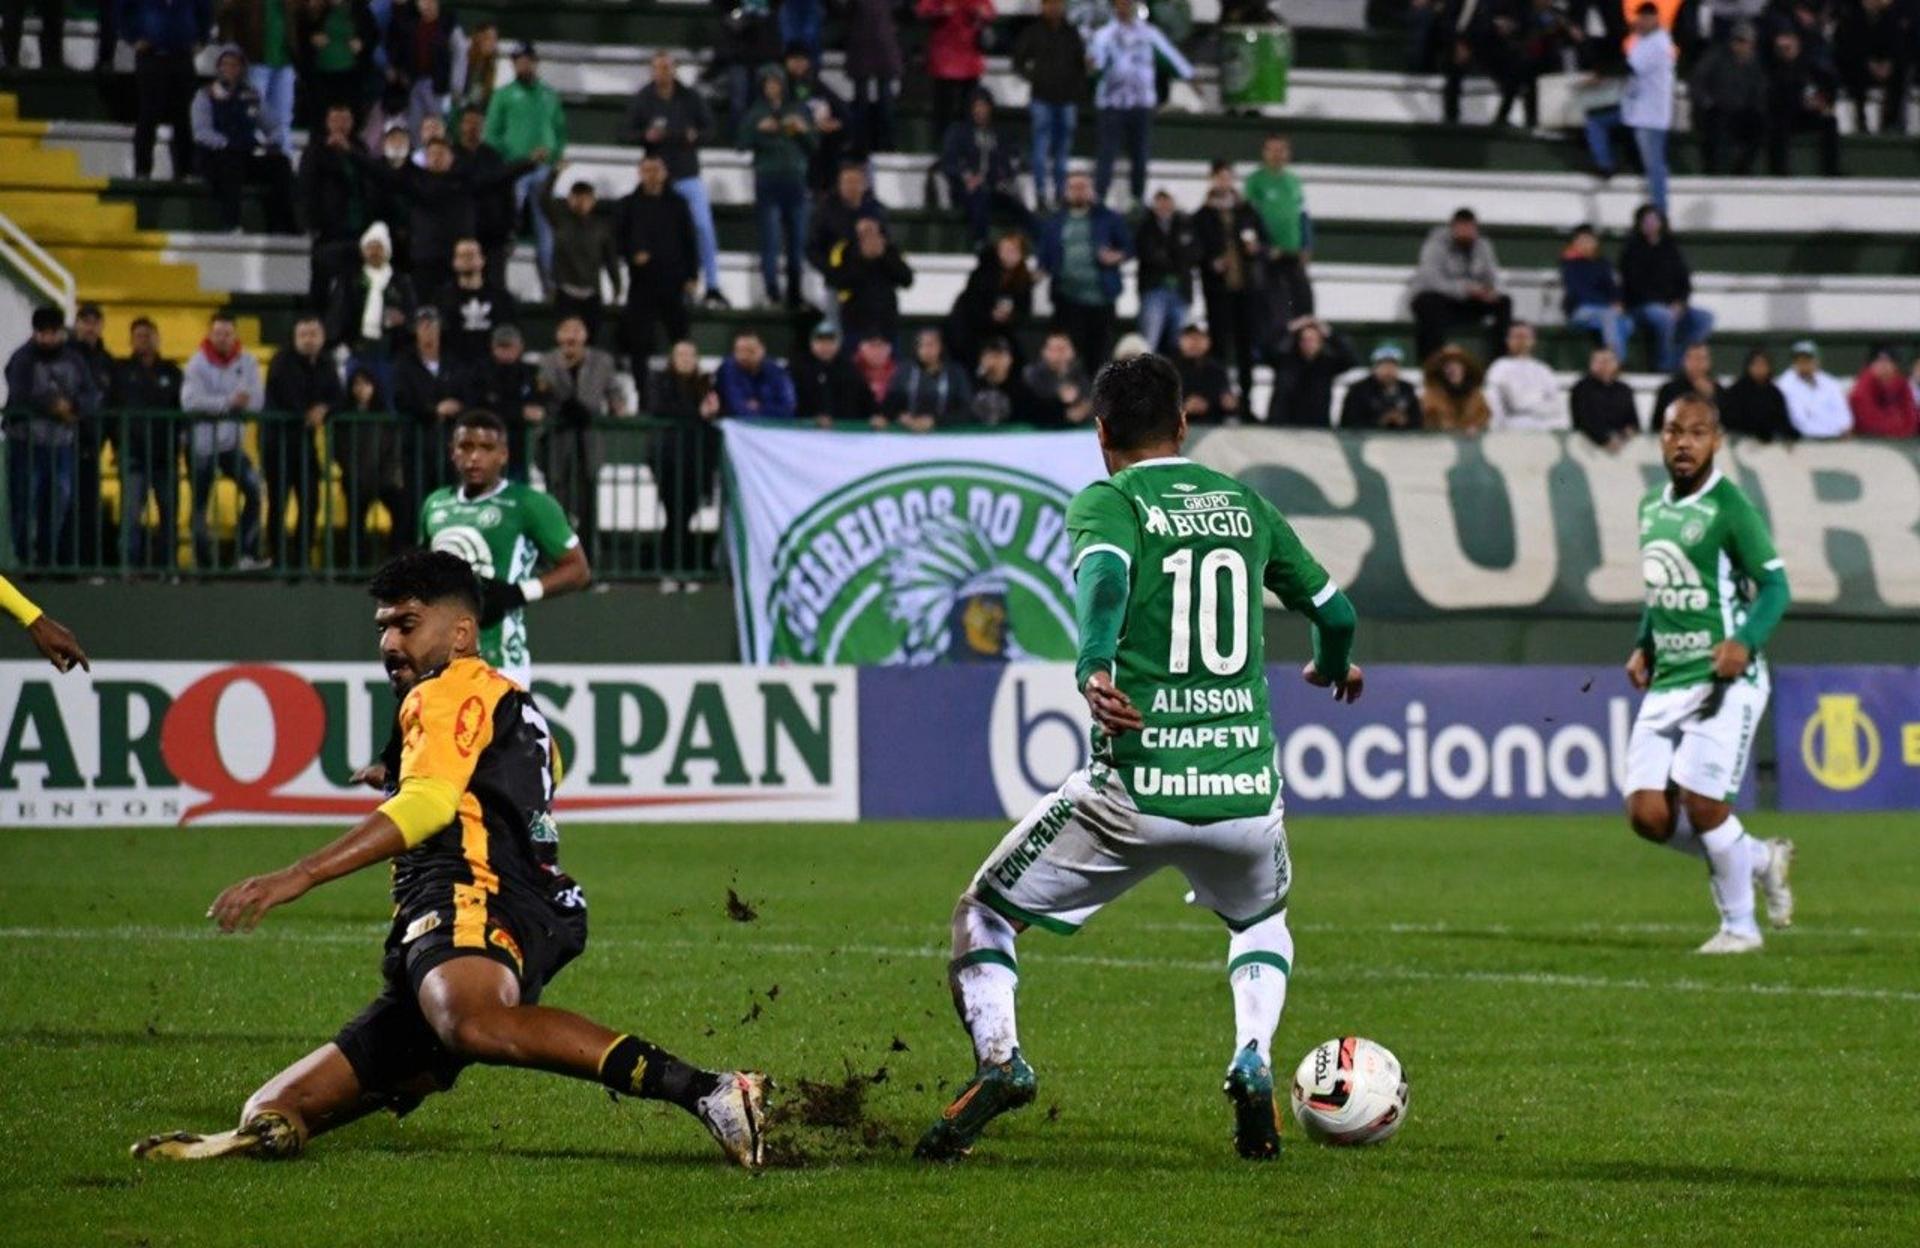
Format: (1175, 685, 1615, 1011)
(0, 210, 77, 322)
(0, 409, 726, 582)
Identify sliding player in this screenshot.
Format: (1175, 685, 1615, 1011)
(914, 354, 1362, 1162)
(132, 552, 767, 1166)
(1624, 394, 1793, 954)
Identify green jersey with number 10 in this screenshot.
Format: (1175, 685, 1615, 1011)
(1067, 457, 1334, 822)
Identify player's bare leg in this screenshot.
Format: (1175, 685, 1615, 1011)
(914, 892, 1037, 1161)
(132, 1043, 398, 1161)
(415, 957, 767, 1167)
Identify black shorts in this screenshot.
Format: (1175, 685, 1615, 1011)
(333, 882, 587, 1114)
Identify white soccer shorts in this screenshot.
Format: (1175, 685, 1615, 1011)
(1624, 673, 1770, 803)
(969, 766, 1291, 935)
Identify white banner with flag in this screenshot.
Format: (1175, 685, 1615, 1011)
(721, 421, 1106, 665)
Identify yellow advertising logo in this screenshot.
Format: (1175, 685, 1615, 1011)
(1801, 695, 1881, 791)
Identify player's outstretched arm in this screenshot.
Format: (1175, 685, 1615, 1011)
(208, 809, 411, 932)
(2, 575, 90, 673)
(1298, 586, 1363, 703)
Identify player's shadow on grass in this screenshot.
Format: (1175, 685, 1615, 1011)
(344, 1138, 729, 1168)
(1534, 1158, 1918, 1198)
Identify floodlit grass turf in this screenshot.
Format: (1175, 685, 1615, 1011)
(2, 816, 1917, 1248)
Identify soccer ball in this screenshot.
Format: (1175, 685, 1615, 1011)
(1288, 1037, 1409, 1146)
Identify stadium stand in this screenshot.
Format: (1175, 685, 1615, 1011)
(2, 1, 1917, 576)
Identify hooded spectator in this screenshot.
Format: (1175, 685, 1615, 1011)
(179, 313, 268, 570)
(1421, 344, 1491, 433)
(4, 305, 100, 565)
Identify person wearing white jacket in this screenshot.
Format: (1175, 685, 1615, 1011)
(1775, 339, 1853, 439)
(180, 314, 270, 571)
(1485, 322, 1569, 431)
(1586, 4, 1675, 214)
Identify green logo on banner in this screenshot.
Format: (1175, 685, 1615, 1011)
(765, 461, 1078, 664)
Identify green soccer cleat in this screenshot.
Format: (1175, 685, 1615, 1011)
(1223, 1041, 1283, 1160)
(913, 1049, 1038, 1161)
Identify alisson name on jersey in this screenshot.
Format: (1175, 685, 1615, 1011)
(1148, 686, 1258, 715)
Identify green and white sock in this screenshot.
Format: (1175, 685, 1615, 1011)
(951, 895, 1021, 1066)
(1227, 911, 1293, 1065)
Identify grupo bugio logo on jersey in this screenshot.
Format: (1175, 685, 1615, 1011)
(764, 462, 1080, 666)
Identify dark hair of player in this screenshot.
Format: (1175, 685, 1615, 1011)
(1662, 392, 1721, 430)
(453, 408, 507, 437)
(1090, 353, 1183, 451)
(368, 549, 484, 620)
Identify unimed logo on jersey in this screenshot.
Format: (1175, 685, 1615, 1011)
(0, 663, 858, 827)
(763, 462, 1080, 666)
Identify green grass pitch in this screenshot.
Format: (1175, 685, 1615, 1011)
(2, 815, 1917, 1247)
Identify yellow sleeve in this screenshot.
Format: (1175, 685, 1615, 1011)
(0, 575, 43, 628)
(378, 776, 464, 847)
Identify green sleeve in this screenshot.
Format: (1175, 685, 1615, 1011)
(1073, 550, 1131, 689)
(525, 489, 581, 561)
(1256, 494, 1332, 611)
(482, 91, 507, 150)
(1305, 588, 1357, 685)
(1635, 606, 1654, 655)
(1726, 495, 1789, 651)
(1066, 482, 1140, 574)
(418, 490, 439, 545)
(549, 90, 567, 159)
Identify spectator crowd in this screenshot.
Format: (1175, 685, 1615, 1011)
(3, 0, 1918, 579)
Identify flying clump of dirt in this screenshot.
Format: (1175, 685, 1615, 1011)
(762, 1060, 906, 1167)
(725, 888, 759, 923)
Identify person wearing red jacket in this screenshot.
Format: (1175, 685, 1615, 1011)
(917, 0, 994, 142)
(1849, 347, 1919, 438)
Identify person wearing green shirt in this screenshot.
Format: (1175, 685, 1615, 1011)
(914, 353, 1362, 1165)
(419, 410, 591, 689)
(483, 42, 567, 292)
(1242, 134, 1314, 329)
(1623, 394, 1795, 955)
(738, 66, 816, 308)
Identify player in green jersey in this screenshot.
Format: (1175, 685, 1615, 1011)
(914, 354, 1363, 1163)
(1623, 395, 1794, 955)
(419, 410, 591, 689)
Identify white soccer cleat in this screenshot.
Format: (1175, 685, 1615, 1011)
(1754, 838, 1795, 929)
(695, 1071, 769, 1169)
(1696, 929, 1764, 955)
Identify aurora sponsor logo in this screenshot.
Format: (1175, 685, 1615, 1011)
(764, 462, 1079, 665)
(1641, 539, 1709, 611)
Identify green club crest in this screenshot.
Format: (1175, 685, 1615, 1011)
(765, 461, 1079, 665)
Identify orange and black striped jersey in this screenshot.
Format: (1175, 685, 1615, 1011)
(380, 657, 573, 916)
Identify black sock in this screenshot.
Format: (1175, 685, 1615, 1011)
(598, 1034, 722, 1112)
